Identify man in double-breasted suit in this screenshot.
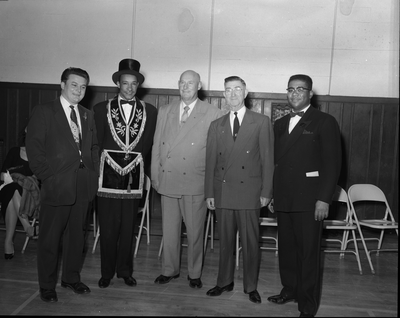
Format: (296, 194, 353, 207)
(26, 67, 99, 303)
(267, 74, 342, 317)
(205, 76, 274, 304)
(151, 70, 224, 288)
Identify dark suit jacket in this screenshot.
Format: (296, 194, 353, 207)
(205, 108, 274, 210)
(273, 106, 342, 211)
(26, 98, 99, 206)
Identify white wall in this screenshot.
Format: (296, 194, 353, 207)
(0, 0, 398, 98)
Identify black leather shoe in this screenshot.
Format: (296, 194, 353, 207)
(61, 281, 91, 294)
(187, 276, 203, 288)
(121, 276, 137, 287)
(154, 274, 179, 284)
(40, 288, 58, 303)
(299, 312, 314, 317)
(98, 277, 111, 288)
(206, 282, 234, 296)
(4, 253, 14, 260)
(267, 294, 296, 305)
(248, 290, 261, 304)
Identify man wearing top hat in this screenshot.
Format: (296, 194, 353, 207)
(93, 58, 157, 288)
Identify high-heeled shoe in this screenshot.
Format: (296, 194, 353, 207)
(4, 253, 14, 260)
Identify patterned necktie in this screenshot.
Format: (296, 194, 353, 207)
(233, 111, 240, 141)
(70, 105, 81, 149)
(180, 106, 190, 128)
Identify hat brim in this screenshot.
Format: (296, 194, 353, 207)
(112, 70, 145, 85)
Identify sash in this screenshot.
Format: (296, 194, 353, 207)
(106, 97, 147, 152)
(97, 150, 144, 199)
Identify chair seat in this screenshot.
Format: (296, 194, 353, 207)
(359, 219, 398, 229)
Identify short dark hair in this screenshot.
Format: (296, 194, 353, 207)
(61, 67, 90, 85)
(224, 76, 246, 87)
(288, 74, 313, 89)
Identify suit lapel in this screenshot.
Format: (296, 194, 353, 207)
(276, 108, 314, 160)
(169, 100, 206, 150)
(78, 104, 89, 147)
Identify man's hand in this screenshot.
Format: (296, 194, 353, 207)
(315, 200, 329, 221)
(260, 197, 271, 208)
(206, 198, 215, 210)
(267, 198, 275, 213)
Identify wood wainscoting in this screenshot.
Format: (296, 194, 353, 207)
(0, 81, 398, 221)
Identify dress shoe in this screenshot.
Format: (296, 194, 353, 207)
(187, 276, 203, 289)
(299, 312, 314, 317)
(4, 253, 14, 260)
(206, 282, 234, 296)
(154, 274, 179, 284)
(61, 281, 91, 294)
(98, 277, 111, 288)
(40, 288, 58, 303)
(248, 290, 262, 304)
(267, 294, 296, 305)
(121, 276, 137, 287)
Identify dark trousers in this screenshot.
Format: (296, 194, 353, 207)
(38, 168, 89, 290)
(97, 196, 138, 279)
(215, 208, 260, 293)
(277, 211, 323, 316)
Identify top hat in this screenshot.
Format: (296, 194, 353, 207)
(112, 58, 145, 85)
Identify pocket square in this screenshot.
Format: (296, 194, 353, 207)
(306, 171, 319, 177)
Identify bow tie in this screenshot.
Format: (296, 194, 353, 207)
(290, 111, 304, 117)
(121, 99, 135, 106)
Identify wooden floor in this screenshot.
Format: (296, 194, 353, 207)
(0, 213, 398, 317)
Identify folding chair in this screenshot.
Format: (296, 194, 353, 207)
(348, 184, 398, 274)
(21, 218, 38, 253)
(322, 185, 363, 274)
(134, 175, 151, 257)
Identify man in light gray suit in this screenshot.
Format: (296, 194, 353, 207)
(151, 70, 224, 288)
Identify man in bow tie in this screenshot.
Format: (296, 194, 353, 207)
(26, 67, 100, 302)
(268, 74, 342, 317)
(93, 59, 157, 289)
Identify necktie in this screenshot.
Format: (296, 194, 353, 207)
(233, 111, 240, 141)
(290, 111, 304, 117)
(121, 99, 135, 106)
(180, 106, 190, 128)
(70, 105, 81, 149)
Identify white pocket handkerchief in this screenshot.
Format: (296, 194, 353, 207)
(306, 171, 319, 177)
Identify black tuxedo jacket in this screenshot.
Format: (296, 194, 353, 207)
(273, 106, 341, 212)
(26, 98, 99, 206)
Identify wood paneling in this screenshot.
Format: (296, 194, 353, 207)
(0, 82, 398, 221)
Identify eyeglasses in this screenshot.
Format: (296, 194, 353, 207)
(225, 87, 243, 94)
(286, 87, 311, 94)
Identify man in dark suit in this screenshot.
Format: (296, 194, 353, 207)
(93, 59, 157, 289)
(26, 67, 99, 303)
(267, 74, 342, 317)
(205, 76, 274, 304)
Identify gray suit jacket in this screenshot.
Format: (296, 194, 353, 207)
(151, 99, 224, 196)
(205, 108, 274, 209)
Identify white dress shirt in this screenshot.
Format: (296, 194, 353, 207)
(230, 106, 246, 135)
(288, 105, 311, 134)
